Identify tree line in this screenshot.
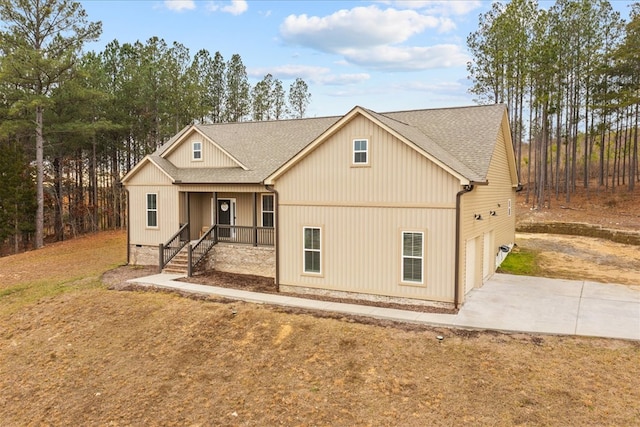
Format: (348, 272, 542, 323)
(467, 0, 639, 208)
(0, 0, 311, 254)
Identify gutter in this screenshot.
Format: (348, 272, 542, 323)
(453, 183, 475, 309)
(265, 184, 280, 291)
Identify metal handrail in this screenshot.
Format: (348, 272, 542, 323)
(188, 225, 217, 276)
(159, 222, 189, 272)
(216, 225, 274, 246)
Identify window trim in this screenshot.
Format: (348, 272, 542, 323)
(303, 226, 322, 275)
(261, 194, 274, 228)
(146, 193, 158, 228)
(401, 231, 424, 285)
(192, 141, 203, 161)
(352, 138, 369, 166)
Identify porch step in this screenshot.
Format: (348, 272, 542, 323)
(162, 248, 190, 275)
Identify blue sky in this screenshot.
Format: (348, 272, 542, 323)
(81, 0, 633, 118)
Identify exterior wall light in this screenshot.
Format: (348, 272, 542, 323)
(474, 214, 483, 220)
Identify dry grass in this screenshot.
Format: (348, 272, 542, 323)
(1, 230, 639, 425)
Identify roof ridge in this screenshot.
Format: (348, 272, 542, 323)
(195, 115, 343, 129)
(378, 103, 507, 116)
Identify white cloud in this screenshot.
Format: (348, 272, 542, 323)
(206, 0, 248, 15)
(222, 0, 248, 15)
(393, 80, 467, 93)
(279, 5, 467, 71)
(340, 44, 469, 71)
(248, 64, 370, 86)
(164, 0, 195, 12)
(380, 1, 482, 16)
(316, 73, 371, 85)
(249, 64, 330, 79)
(280, 5, 452, 52)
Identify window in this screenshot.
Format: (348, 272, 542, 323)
(192, 141, 202, 161)
(402, 231, 423, 283)
(353, 139, 368, 165)
(508, 199, 512, 216)
(146, 193, 158, 228)
(303, 227, 321, 274)
(262, 194, 274, 227)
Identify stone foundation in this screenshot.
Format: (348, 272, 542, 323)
(128, 243, 275, 277)
(129, 244, 158, 266)
(279, 284, 455, 310)
(206, 244, 275, 278)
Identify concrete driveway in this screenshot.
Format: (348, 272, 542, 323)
(129, 272, 640, 341)
(456, 273, 640, 340)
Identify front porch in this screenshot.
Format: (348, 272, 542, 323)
(159, 189, 276, 277)
(180, 190, 275, 245)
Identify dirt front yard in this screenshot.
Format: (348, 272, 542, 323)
(0, 187, 639, 425)
(2, 259, 639, 426)
(514, 186, 640, 287)
(516, 233, 640, 286)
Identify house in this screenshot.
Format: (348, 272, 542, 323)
(121, 104, 519, 308)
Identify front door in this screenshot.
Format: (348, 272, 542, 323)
(217, 198, 235, 238)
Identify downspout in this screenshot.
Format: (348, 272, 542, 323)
(265, 184, 279, 291)
(454, 184, 475, 309)
(125, 187, 130, 265)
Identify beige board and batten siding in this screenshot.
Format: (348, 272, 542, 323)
(175, 185, 268, 226)
(164, 131, 239, 168)
(275, 114, 460, 303)
(459, 112, 517, 296)
(187, 192, 211, 239)
(178, 187, 272, 237)
(125, 162, 180, 246)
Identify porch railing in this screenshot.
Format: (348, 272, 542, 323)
(216, 225, 274, 247)
(188, 225, 217, 276)
(159, 223, 190, 272)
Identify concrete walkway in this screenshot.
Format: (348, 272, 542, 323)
(127, 273, 640, 341)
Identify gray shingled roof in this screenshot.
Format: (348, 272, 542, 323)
(382, 104, 507, 182)
(148, 104, 506, 184)
(153, 116, 341, 183)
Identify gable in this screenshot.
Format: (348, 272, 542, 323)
(486, 119, 516, 186)
(500, 111, 519, 186)
(266, 106, 493, 186)
(273, 113, 460, 205)
(160, 127, 246, 169)
(122, 156, 173, 185)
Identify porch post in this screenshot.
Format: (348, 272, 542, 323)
(213, 192, 218, 241)
(158, 243, 164, 273)
(252, 192, 258, 246)
(186, 192, 190, 240)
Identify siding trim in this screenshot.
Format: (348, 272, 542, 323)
(281, 201, 456, 209)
